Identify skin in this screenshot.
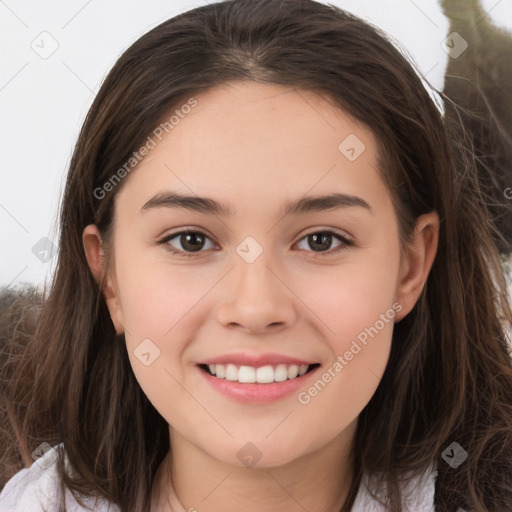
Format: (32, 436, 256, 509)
(83, 81, 439, 512)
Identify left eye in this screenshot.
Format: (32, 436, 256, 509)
(161, 231, 217, 256)
(295, 231, 351, 254)
(159, 230, 351, 257)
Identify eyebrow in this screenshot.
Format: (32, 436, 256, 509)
(141, 191, 372, 217)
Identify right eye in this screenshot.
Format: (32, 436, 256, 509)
(158, 230, 218, 257)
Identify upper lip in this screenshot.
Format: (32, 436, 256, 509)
(198, 353, 317, 367)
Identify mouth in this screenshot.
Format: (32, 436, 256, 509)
(198, 362, 321, 384)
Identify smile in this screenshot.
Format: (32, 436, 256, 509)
(200, 363, 320, 384)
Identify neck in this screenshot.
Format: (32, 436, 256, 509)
(152, 421, 357, 512)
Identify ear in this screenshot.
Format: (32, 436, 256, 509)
(82, 224, 125, 334)
(394, 211, 439, 322)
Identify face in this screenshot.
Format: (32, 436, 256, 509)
(85, 81, 435, 469)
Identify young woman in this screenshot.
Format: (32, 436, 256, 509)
(1, 0, 511, 510)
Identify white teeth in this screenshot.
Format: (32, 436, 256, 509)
(239, 366, 256, 383)
(274, 364, 288, 382)
(298, 364, 308, 376)
(256, 365, 275, 383)
(225, 363, 238, 381)
(287, 365, 299, 379)
(215, 364, 226, 378)
(206, 363, 314, 383)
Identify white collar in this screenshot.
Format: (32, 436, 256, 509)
(0, 444, 436, 512)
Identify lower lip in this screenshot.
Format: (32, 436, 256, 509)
(197, 364, 320, 404)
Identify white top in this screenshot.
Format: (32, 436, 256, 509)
(0, 444, 436, 511)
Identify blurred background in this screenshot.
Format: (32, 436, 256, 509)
(0, 0, 511, 290)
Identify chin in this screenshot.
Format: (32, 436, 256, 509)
(212, 439, 306, 470)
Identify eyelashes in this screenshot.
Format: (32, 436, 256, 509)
(157, 229, 353, 258)
(159, 230, 216, 257)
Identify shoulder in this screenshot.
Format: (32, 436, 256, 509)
(0, 444, 120, 512)
(351, 462, 437, 511)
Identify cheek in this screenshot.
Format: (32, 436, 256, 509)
(291, 246, 399, 411)
(114, 246, 209, 340)
(296, 250, 400, 348)
(293, 270, 397, 448)
(113, 247, 217, 404)
(113, 250, 203, 420)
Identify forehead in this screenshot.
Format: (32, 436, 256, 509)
(178, 81, 372, 162)
(115, 81, 387, 217)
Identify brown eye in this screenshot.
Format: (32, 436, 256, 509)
(295, 231, 351, 254)
(160, 230, 216, 257)
(177, 232, 206, 252)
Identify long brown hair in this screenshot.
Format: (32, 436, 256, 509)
(3, 0, 512, 510)
(0, 285, 44, 487)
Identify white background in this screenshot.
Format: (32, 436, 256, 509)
(1, 0, 511, 288)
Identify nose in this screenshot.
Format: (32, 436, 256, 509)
(216, 248, 298, 334)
